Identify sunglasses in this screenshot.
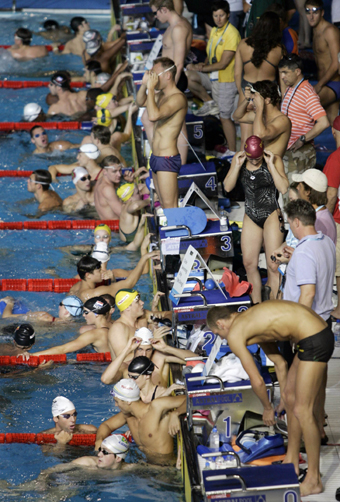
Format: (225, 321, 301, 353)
(98, 447, 115, 456)
(305, 7, 321, 13)
(34, 131, 47, 138)
(80, 175, 91, 182)
(152, 7, 161, 16)
(60, 411, 78, 419)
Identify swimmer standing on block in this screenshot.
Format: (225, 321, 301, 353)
(136, 57, 187, 208)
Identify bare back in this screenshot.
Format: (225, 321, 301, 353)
(162, 16, 193, 61)
(94, 177, 121, 219)
(8, 45, 48, 60)
(38, 191, 63, 212)
(238, 40, 283, 84)
(48, 91, 87, 116)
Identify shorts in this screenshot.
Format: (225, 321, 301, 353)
(177, 71, 188, 93)
(325, 81, 340, 101)
(297, 326, 334, 363)
(335, 222, 340, 276)
(198, 73, 237, 119)
(198, 71, 219, 103)
(149, 153, 181, 174)
(282, 143, 316, 201)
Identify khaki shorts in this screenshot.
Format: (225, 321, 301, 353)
(282, 143, 316, 203)
(198, 73, 238, 119)
(336, 222, 340, 276)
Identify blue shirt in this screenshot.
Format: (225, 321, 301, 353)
(283, 232, 336, 320)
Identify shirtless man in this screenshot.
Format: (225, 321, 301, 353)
(8, 28, 48, 60)
(69, 252, 159, 303)
(88, 125, 127, 166)
(95, 379, 186, 465)
(84, 31, 127, 74)
(233, 80, 291, 158)
(93, 156, 124, 219)
(48, 73, 87, 116)
(102, 325, 196, 387)
(136, 57, 187, 208)
(62, 17, 90, 57)
(95, 95, 136, 151)
(63, 167, 95, 214)
(27, 170, 63, 213)
(32, 297, 112, 356)
(0, 324, 35, 357)
(30, 125, 76, 155)
(206, 301, 335, 497)
(143, 0, 192, 165)
(41, 396, 97, 445)
(306, 0, 340, 125)
(38, 19, 72, 44)
(48, 144, 101, 182)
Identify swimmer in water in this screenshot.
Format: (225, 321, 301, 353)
(7, 28, 48, 60)
(116, 183, 151, 249)
(0, 295, 83, 324)
(96, 379, 186, 465)
(84, 29, 127, 74)
(23, 103, 46, 123)
(27, 170, 63, 213)
(62, 167, 95, 214)
(0, 323, 35, 357)
(30, 125, 77, 154)
(32, 297, 112, 357)
(48, 143, 101, 182)
(48, 72, 88, 117)
(62, 17, 90, 57)
(41, 396, 97, 444)
(38, 19, 72, 44)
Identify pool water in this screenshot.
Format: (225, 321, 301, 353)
(0, 11, 184, 502)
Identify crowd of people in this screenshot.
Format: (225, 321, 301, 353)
(1, 0, 340, 497)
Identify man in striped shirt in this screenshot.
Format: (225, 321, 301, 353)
(279, 54, 329, 184)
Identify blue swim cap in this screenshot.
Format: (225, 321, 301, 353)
(61, 296, 83, 317)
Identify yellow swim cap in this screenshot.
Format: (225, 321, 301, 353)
(116, 289, 139, 311)
(94, 223, 112, 237)
(117, 183, 135, 202)
(97, 108, 112, 127)
(96, 93, 113, 109)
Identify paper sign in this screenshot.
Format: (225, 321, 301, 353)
(203, 336, 222, 377)
(161, 237, 180, 255)
(169, 245, 198, 305)
(182, 182, 220, 219)
(145, 34, 163, 70)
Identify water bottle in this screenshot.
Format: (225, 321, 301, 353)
(219, 207, 228, 232)
(140, 17, 149, 32)
(190, 102, 198, 113)
(204, 461, 211, 470)
(334, 319, 340, 347)
(215, 456, 225, 469)
(209, 426, 220, 451)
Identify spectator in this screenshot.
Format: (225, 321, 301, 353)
(323, 115, 340, 319)
(266, 3, 298, 55)
(279, 54, 329, 184)
(245, 0, 296, 36)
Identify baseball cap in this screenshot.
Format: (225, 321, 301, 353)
(292, 169, 328, 193)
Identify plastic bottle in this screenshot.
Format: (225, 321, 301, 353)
(209, 426, 220, 451)
(140, 17, 149, 31)
(191, 102, 198, 113)
(215, 456, 225, 469)
(334, 319, 340, 347)
(204, 461, 211, 470)
(219, 207, 228, 232)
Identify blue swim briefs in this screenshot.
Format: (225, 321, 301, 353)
(149, 153, 181, 174)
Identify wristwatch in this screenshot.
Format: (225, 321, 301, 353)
(300, 135, 306, 144)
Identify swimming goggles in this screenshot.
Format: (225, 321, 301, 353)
(34, 131, 47, 138)
(98, 447, 115, 456)
(80, 175, 91, 182)
(305, 7, 321, 12)
(157, 64, 175, 76)
(60, 411, 78, 419)
(128, 362, 154, 380)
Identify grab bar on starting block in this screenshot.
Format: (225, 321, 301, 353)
(162, 224, 192, 236)
(173, 292, 207, 306)
(205, 474, 247, 492)
(187, 375, 224, 390)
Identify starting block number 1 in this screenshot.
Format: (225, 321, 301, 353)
(223, 416, 231, 439)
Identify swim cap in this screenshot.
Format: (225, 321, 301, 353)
(91, 242, 110, 263)
(333, 115, 340, 132)
(43, 20, 59, 31)
(84, 296, 111, 315)
(60, 296, 83, 317)
(13, 323, 35, 348)
(110, 378, 140, 402)
(135, 327, 153, 346)
(23, 103, 42, 122)
(101, 434, 130, 459)
(117, 183, 135, 202)
(86, 39, 101, 55)
(94, 223, 111, 237)
(292, 169, 328, 193)
(116, 289, 139, 311)
(128, 356, 155, 375)
(51, 72, 69, 88)
(95, 73, 111, 85)
(72, 166, 89, 185)
(52, 396, 75, 417)
(97, 109, 112, 127)
(244, 136, 264, 159)
(83, 29, 102, 43)
(79, 143, 100, 160)
(96, 93, 113, 109)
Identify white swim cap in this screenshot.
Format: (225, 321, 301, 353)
(135, 327, 154, 346)
(52, 396, 75, 417)
(91, 241, 110, 263)
(83, 29, 102, 43)
(79, 143, 100, 160)
(110, 378, 140, 402)
(86, 38, 101, 55)
(72, 166, 89, 185)
(101, 434, 130, 459)
(95, 72, 111, 85)
(23, 103, 42, 122)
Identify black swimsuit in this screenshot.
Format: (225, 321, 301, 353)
(297, 327, 334, 363)
(151, 385, 158, 401)
(240, 159, 279, 229)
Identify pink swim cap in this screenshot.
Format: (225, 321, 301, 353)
(244, 136, 264, 159)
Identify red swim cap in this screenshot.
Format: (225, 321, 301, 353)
(244, 136, 264, 159)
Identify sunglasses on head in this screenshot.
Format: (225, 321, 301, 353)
(305, 6, 321, 13)
(80, 175, 91, 182)
(34, 131, 47, 138)
(60, 411, 78, 419)
(98, 447, 115, 456)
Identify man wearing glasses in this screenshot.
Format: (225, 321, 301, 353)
(305, 0, 340, 126)
(41, 396, 97, 445)
(30, 125, 77, 155)
(63, 167, 95, 214)
(48, 72, 88, 117)
(27, 170, 63, 213)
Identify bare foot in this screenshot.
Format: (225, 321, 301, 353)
(300, 478, 323, 497)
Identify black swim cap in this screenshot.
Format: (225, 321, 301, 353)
(51, 71, 70, 89)
(84, 296, 110, 315)
(43, 20, 59, 31)
(14, 324, 35, 348)
(128, 356, 155, 376)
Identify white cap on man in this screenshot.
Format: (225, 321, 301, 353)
(52, 396, 75, 417)
(135, 327, 154, 345)
(292, 169, 328, 193)
(79, 143, 100, 160)
(23, 103, 42, 122)
(72, 166, 89, 185)
(101, 434, 130, 459)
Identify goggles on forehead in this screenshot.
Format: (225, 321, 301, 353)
(305, 6, 321, 12)
(157, 64, 176, 77)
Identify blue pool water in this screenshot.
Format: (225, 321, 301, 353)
(0, 11, 184, 502)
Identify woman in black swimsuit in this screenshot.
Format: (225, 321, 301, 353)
(234, 12, 285, 147)
(224, 135, 289, 303)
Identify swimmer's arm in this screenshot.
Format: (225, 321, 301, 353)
(147, 91, 187, 122)
(61, 40, 72, 54)
(31, 330, 98, 356)
(101, 336, 139, 384)
(315, 26, 340, 91)
(95, 412, 127, 450)
(298, 284, 316, 310)
(136, 83, 148, 107)
(259, 342, 288, 397)
(326, 186, 338, 214)
(151, 395, 186, 420)
(126, 199, 150, 215)
(232, 95, 255, 123)
(264, 152, 289, 194)
(253, 109, 291, 144)
(48, 162, 78, 181)
(234, 46, 243, 94)
(107, 322, 130, 359)
(151, 338, 196, 360)
(223, 151, 246, 192)
(101, 184, 123, 217)
(171, 25, 187, 83)
(58, 140, 79, 150)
